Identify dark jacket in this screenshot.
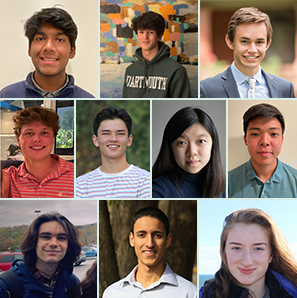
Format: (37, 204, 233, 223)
(0, 72, 94, 98)
(199, 270, 297, 298)
(123, 41, 191, 98)
(0, 260, 79, 298)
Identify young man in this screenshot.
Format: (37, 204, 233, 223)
(103, 206, 197, 297)
(3, 106, 74, 198)
(200, 7, 295, 98)
(76, 107, 150, 198)
(123, 11, 191, 98)
(0, 212, 81, 297)
(229, 103, 297, 198)
(0, 7, 94, 98)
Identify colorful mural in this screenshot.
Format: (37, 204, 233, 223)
(100, 0, 198, 64)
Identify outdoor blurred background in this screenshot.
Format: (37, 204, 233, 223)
(76, 100, 150, 177)
(200, 0, 297, 97)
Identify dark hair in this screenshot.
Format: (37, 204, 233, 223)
(153, 107, 225, 198)
(20, 212, 81, 272)
(24, 7, 78, 48)
(227, 7, 272, 43)
(131, 206, 170, 236)
(93, 106, 132, 136)
(132, 11, 165, 37)
(243, 103, 285, 135)
(13, 106, 60, 138)
(203, 208, 297, 298)
(81, 260, 97, 298)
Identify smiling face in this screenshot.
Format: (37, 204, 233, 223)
(225, 223, 272, 295)
(129, 216, 172, 270)
(171, 123, 212, 174)
(137, 29, 160, 54)
(244, 117, 283, 172)
(29, 22, 75, 80)
(17, 121, 54, 163)
(36, 221, 68, 268)
(225, 22, 271, 77)
(92, 118, 133, 164)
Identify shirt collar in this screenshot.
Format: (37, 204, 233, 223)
(246, 159, 283, 183)
(120, 263, 178, 289)
(31, 72, 69, 98)
(230, 61, 263, 85)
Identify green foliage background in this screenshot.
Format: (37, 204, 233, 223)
(76, 100, 150, 177)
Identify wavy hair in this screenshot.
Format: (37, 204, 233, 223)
(152, 107, 225, 198)
(203, 208, 297, 298)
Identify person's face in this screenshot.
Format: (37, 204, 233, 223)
(225, 22, 271, 76)
(136, 29, 161, 52)
(92, 118, 133, 162)
(36, 221, 68, 267)
(171, 123, 212, 174)
(29, 22, 75, 78)
(244, 117, 283, 170)
(225, 223, 272, 294)
(17, 121, 54, 162)
(129, 216, 172, 269)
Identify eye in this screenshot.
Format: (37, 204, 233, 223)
(240, 40, 248, 44)
(177, 140, 186, 146)
(271, 133, 279, 137)
(254, 247, 264, 251)
(35, 37, 45, 41)
(42, 131, 49, 135)
(25, 132, 33, 136)
(40, 235, 51, 240)
(198, 139, 206, 144)
(231, 246, 241, 251)
(57, 38, 65, 42)
(137, 233, 145, 238)
(251, 133, 259, 137)
(154, 234, 162, 238)
(57, 236, 68, 241)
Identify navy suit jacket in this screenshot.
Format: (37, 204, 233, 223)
(200, 66, 295, 98)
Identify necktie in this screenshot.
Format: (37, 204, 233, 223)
(247, 78, 256, 98)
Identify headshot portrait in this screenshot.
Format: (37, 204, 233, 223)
(100, 0, 198, 98)
(0, 0, 98, 98)
(152, 100, 226, 198)
(199, 200, 297, 298)
(99, 200, 197, 298)
(200, 2, 297, 98)
(76, 100, 150, 198)
(228, 100, 297, 198)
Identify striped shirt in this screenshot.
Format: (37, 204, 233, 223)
(76, 164, 150, 198)
(4, 154, 74, 198)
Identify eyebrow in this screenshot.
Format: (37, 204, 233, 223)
(248, 127, 281, 131)
(39, 232, 68, 237)
(135, 230, 164, 234)
(35, 30, 66, 36)
(228, 241, 268, 246)
(179, 133, 209, 138)
(240, 37, 266, 41)
(100, 129, 126, 132)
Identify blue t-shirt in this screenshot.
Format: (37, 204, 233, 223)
(228, 159, 297, 198)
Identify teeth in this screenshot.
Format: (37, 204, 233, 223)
(31, 147, 43, 149)
(108, 145, 118, 148)
(43, 58, 56, 61)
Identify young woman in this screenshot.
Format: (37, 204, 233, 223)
(152, 106, 225, 198)
(200, 208, 297, 298)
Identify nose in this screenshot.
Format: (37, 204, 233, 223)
(49, 237, 58, 247)
(33, 133, 41, 142)
(186, 143, 198, 157)
(43, 38, 55, 51)
(241, 250, 253, 267)
(109, 133, 118, 142)
(259, 133, 270, 146)
(144, 32, 149, 39)
(146, 235, 154, 248)
(248, 42, 257, 52)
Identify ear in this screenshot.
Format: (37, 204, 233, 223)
(157, 35, 162, 42)
(17, 138, 20, 147)
(129, 232, 135, 247)
(28, 46, 32, 57)
(92, 135, 99, 148)
(225, 35, 234, 50)
(127, 134, 133, 147)
(69, 46, 76, 59)
(166, 233, 172, 248)
(244, 135, 247, 146)
(266, 39, 272, 50)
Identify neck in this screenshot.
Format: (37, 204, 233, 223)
(34, 71, 67, 92)
(251, 159, 277, 183)
(100, 157, 130, 174)
(35, 260, 59, 278)
(234, 62, 259, 77)
(24, 155, 58, 181)
(135, 261, 165, 288)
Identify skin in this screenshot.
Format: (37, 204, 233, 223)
(92, 118, 133, 173)
(136, 29, 161, 61)
(29, 22, 76, 92)
(244, 118, 283, 183)
(171, 123, 212, 174)
(129, 216, 172, 288)
(36, 221, 68, 277)
(225, 22, 271, 77)
(17, 121, 59, 181)
(226, 223, 272, 298)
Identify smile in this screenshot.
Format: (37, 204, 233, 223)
(257, 152, 272, 156)
(239, 268, 255, 274)
(107, 145, 119, 148)
(30, 146, 45, 150)
(186, 160, 200, 165)
(143, 250, 156, 256)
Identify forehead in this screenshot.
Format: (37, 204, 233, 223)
(98, 118, 128, 132)
(227, 223, 269, 242)
(134, 216, 165, 232)
(21, 121, 53, 131)
(234, 22, 267, 39)
(39, 221, 66, 234)
(247, 117, 282, 131)
(37, 22, 65, 34)
(182, 123, 211, 137)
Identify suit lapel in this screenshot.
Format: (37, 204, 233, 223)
(222, 66, 240, 98)
(262, 70, 277, 97)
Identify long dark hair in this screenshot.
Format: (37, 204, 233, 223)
(153, 107, 225, 198)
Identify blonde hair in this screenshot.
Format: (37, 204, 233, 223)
(203, 208, 297, 298)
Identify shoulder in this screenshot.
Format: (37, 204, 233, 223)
(76, 167, 101, 183)
(103, 278, 126, 298)
(268, 270, 297, 297)
(128, 165, 150, 178)
(201, 67, 230, 86)
(72, 85, 95, 98)
(228, 162, 248, 177)
(173, 272, 197, 293)
(0, 80, 26, 97)
(263, 71, 293, 86)
(152, 176, 175, 198)
(278, 160, 297, 177)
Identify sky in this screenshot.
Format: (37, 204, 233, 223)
(0, 200, 97, 227)
(199, 200, 297, 275)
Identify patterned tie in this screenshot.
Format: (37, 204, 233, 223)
(247, 78, 256, 98)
